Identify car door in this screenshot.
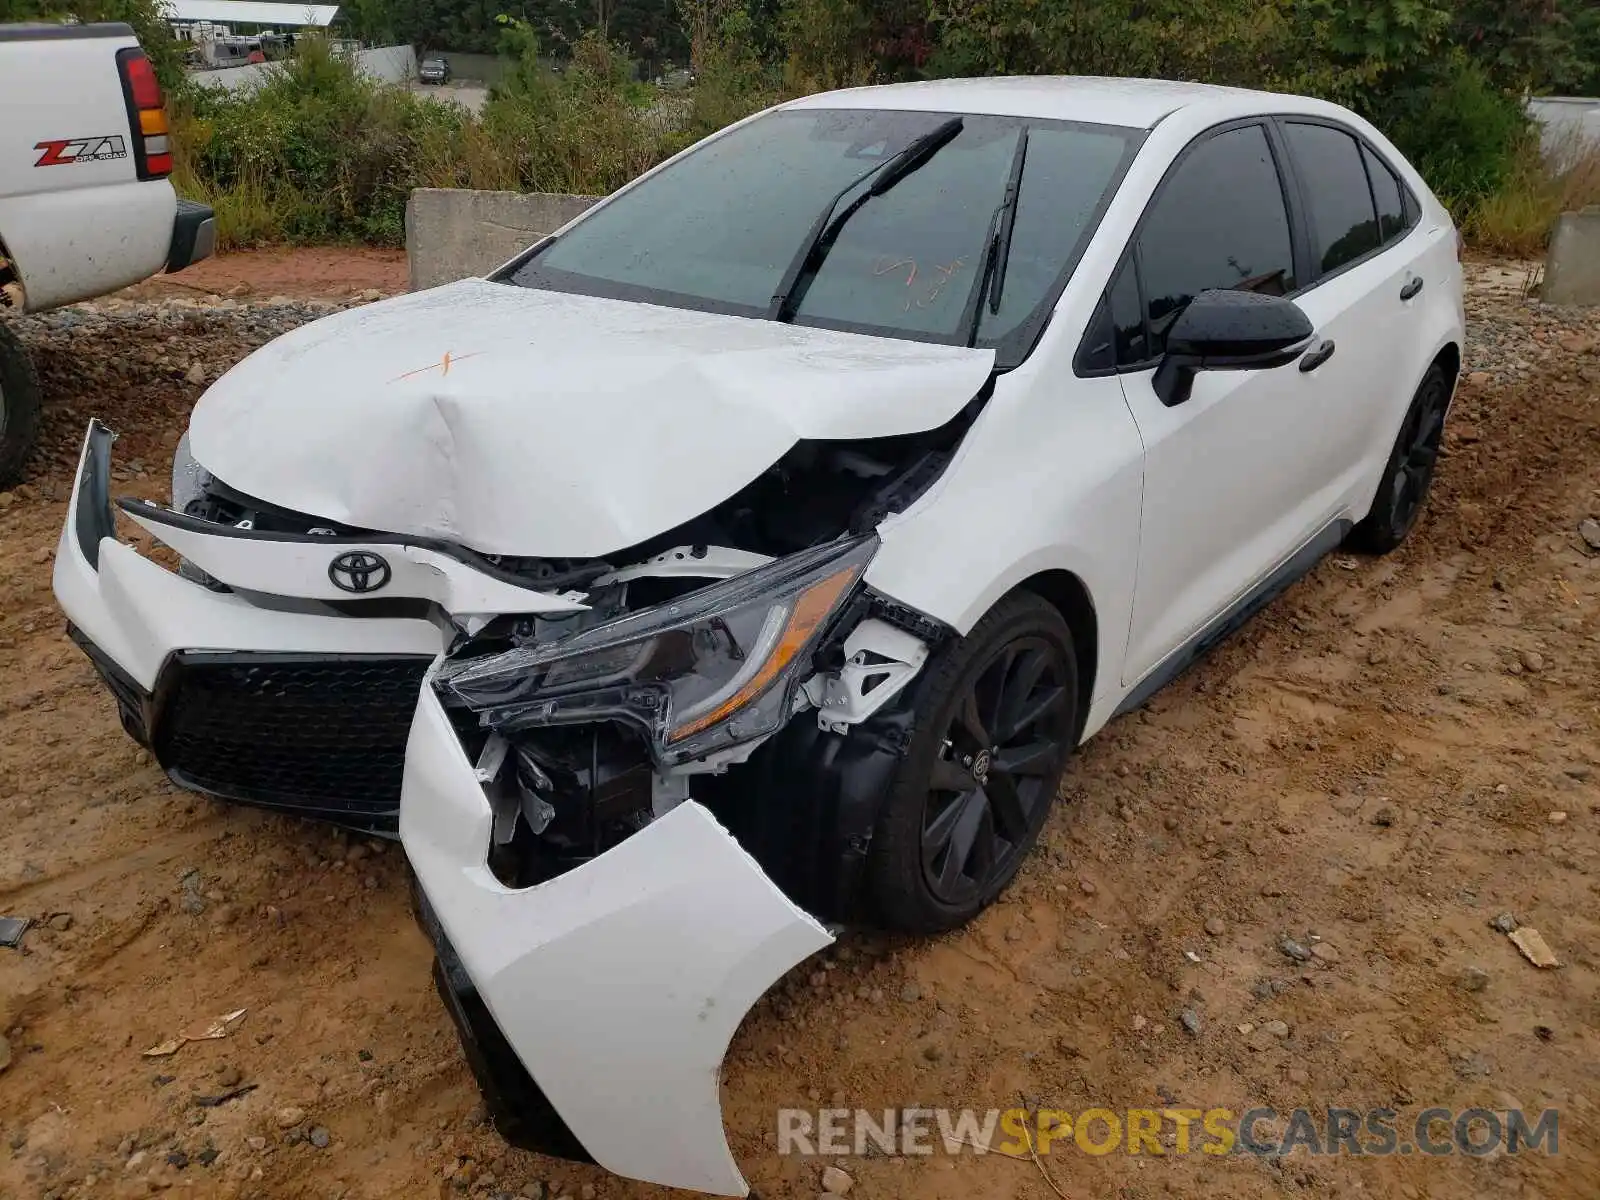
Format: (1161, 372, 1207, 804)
(1273, 119, 1430, 514)
(1113, 121, 1334, 688)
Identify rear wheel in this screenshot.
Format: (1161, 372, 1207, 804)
(0, 320, 42, 488)
(868, 591, 1078, 934)
(1348, 363, 1449, 555)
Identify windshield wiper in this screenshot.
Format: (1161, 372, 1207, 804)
(767, 116, 965, 322)
(960, 126, 1029, 347)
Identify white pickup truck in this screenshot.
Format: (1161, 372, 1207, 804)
(0, 21, 215, 484)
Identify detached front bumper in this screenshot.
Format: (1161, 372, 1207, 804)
(54, 423, 442, 830)
(402, 684, 834, 1195)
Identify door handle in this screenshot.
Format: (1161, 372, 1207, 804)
(1399, 276, 1424, 301)
(1298, 339, 1336, 373)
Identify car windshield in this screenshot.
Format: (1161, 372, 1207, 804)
(500, 108, 1140, 365)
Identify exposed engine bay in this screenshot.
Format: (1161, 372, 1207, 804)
(421, 426, 969, 908)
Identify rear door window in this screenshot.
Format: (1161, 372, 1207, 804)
(1283, 122, 1381, 275)
(1362, 144, 1410, 244)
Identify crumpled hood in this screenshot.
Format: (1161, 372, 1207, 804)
(188, 279, 995, 558)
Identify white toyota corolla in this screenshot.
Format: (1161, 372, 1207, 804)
(56, 77, 1463, 1194)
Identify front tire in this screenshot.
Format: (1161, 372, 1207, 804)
(1348, 363, 1450, 555)
(868, 591, 1078, 934)
(0, 320, 42, 487)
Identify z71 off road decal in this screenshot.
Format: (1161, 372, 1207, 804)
(34, 135, 128, 166)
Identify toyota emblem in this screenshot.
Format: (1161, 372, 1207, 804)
(970, 748, 992, 785)
(328, 550, 392, 594)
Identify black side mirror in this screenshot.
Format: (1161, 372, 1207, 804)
(1152, 289, 1315, 407)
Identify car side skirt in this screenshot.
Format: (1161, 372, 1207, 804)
(1112, 516, 1353, 719)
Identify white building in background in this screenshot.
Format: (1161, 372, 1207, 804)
(160, 0, 349, 70)
(162, 0, 418, 90)
(1527, 96, 1600, 169)
(162, 0, 342, 31)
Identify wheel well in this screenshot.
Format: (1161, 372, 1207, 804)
(0, 231, 21, 309)
(1013, 570, 1097, 742)
(1433, 342, 1461, 390)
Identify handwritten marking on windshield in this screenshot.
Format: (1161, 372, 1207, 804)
(874, 257, 918, 288)
(872, 256, 966, 312)
(391, 350, 484, 383)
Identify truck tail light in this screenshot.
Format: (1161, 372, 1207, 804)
(116, 48, 172, 179)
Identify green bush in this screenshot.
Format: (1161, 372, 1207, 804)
(141, 0, 1592, 254)
(175, 37, 475, 246)
(480, 27, 670, 196)
(1372, 55, 1531, 215)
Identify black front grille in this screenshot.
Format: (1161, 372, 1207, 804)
(153, 652, 432, 828)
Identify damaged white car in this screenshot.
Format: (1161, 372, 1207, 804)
(56, 78, 1463, 1194)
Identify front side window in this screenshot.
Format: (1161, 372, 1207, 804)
(1133, 124, 1296, 358)
(1284, 122, 1381, 274)
(502, 108, 1139, 365)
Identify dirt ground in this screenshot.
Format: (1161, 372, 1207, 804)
(118, 249, 408, 304)
(0, 254, 1596, 1200)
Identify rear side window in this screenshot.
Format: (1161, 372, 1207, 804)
(1284, 122, 1381, 274)
(1363, 144, 1409, 244)
(1132, 123, 1296, 359)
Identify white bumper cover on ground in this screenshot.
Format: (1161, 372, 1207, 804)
(401, 685, 835, 1195)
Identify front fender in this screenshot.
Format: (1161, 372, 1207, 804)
(864, 371, 1143, 717)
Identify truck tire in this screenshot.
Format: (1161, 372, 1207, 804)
(0, 320, 42, 487)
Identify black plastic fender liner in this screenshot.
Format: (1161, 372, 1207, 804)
(74, 421, 119, 570)
(703, 702, 917, 927)
(410, 878, 596, 1165)
(67, 621, 153, 746)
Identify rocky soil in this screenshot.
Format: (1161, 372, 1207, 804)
(0, 256, 1596, 1200)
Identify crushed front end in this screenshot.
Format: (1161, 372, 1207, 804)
(427, 532, 944, 915)
(61, 408, 955, 1191)
(405, 533, 947, 1193)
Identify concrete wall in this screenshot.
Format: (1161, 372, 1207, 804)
(404, 189, 599, 291)
(189, 43, 416, 91)
(1528, 97, 1600, 169)
(1543, 207, 1600, 306)
(356, 43, 417, 84)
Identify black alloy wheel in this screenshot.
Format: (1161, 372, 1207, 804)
(1349, 363, 1450, 554)
(869, 590, 1079, 933)
(921, 635, 1072, 907)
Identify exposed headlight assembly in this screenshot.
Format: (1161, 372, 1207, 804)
(439, 535, 877, 763)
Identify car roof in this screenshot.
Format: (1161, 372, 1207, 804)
(780, 76, 1316, 130)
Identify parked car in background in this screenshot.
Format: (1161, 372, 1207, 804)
(418, 55, 450, 84)
(0, 21, 214, 484)
(55, 76, 1463, 1195)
